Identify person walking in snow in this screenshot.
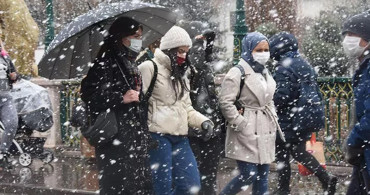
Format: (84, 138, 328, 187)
(138, 26, 214, 195)
(269, 32, 337, 195)
(80, 17, 153, 195)
(342, 11, 370, 194)
(185, 23, 224, 194)
(219, 32, 283, 195)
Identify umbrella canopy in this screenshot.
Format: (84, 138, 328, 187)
(38, 2, 177, 79)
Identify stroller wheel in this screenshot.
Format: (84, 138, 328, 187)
(19, 153, 32, 167)
(41, 150, 54, 164)
(19, 167, 32, 183)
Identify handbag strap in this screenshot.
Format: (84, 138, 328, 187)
(114, 58, 132, 89)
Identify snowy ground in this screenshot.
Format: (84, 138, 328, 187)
(0, 156, 352, 195)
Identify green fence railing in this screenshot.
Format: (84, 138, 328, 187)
(317, 77, 353, 163)
(59, 77, 354, 163)
(60, 80, 82, 148)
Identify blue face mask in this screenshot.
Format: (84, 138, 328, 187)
(128, 39, 142, 53)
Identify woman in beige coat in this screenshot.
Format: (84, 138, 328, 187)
(138, 26, 214, 195)
(219, 32, 284, 195)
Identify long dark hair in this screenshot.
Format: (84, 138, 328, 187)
(163, 48, 190, 102)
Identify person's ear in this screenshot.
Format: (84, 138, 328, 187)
(122, 37, 130, 47)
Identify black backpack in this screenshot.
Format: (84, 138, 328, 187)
(290, 68, 325, 133)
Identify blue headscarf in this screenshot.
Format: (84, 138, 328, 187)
(241, 32, 269, 73)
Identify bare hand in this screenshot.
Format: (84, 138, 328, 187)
(123, 90, 140, 104)
(195, 35, 205, 40)
(8, 72, 16, 81)
(238, 108, 244, 115)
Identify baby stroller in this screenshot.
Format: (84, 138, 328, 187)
(0, 79, 54, 167)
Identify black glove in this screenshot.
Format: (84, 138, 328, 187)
(345, 145, 364, 166)
(201, 120, 214, 141)
(202, 30, 215, 62)
(188, 127, 203, 138)
(203, 30, 216, 43)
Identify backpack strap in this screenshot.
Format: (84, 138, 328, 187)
(143, 60, 158, 101)
(235, 64, 245, 100)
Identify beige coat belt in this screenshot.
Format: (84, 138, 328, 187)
(243, 105, 286, 142)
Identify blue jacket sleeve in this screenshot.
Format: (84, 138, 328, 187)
(273, 66, 295, 111)
(348, 62, 370, 148)
(348, 94, 370, 148)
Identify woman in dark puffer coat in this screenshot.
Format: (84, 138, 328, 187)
(80, 17, 153, 195)
(270, 32, 337, 195)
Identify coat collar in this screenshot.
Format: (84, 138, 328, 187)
(153, 48, 172, 71)
(239, 59, 276, 106)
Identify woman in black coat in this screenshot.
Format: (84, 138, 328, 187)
(80, 17, 153, 195)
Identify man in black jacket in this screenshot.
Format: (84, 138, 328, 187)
(186, 23, 223, 195)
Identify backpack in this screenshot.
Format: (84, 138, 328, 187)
(290, 68, 325, 133)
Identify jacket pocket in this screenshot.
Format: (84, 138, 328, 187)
(239, 111, 255, 136)
(237, 112, 250, 132)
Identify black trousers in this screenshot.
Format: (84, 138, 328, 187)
(275, 141, 330, 193)
(346, 165, 370, 195)
(189, 134, 224, 195)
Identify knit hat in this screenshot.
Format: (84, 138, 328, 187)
(342, 11, 370, 42)
(109, 17, 142, 40)
(160, 26, 192, 50)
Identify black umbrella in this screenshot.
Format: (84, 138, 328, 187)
(38, 2, 177, 79)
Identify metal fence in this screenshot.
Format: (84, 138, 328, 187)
(317, 77, 353, 164)
(60, 80, 82, 148)
(59, 77, 354, 163)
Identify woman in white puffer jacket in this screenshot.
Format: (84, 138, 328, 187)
(138, 26, 214, 195)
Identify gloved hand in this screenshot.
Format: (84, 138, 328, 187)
(202, 30, 216, 43)
(188, 128, 203, 138)
(345, 145, 364, 166)
(201, 120, 214, 141)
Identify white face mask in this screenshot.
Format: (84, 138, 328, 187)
(342, 36, 368, 59)
(128, 39, 142, 53)
(252, 52, 270, 65)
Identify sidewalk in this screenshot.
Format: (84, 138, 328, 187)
(0, 149, 353, 195)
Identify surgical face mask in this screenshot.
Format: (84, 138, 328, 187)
(252, 52, 270, 65)
(342, 36, 369, 59)
(128, 38, 142, 53)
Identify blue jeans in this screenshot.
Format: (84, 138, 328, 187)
(149, 133, 201, 195)
(220, 161, 269, 195)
